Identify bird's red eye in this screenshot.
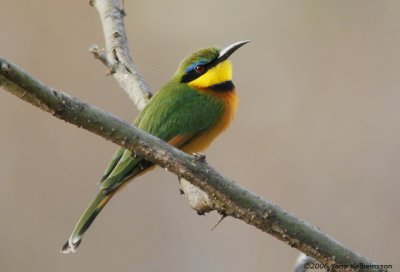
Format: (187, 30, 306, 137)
(194, 65, 205, 74)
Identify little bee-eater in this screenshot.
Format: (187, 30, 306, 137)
(61, 40, 249, 253)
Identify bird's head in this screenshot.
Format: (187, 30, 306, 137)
(177, 40, 250, 89)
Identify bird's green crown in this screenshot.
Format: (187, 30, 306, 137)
(178, 47, 220, 84)
(175, 41, 249, 89)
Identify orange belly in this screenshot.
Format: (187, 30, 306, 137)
(182, 89, 238, 153)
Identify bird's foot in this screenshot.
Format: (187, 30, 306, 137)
(192, 152, 206, 162)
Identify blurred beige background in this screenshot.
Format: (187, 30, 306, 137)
(1, 1, 399, 271)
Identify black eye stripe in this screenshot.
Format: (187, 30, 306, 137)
(181, 56, 219, 83)
(181, 70, 199, 83)
(181, 64, 208, 83)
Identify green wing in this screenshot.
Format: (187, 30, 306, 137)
(99, 81, 224, 193)
(61, 82, 225, 253)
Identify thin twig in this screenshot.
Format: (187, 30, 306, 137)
(91, 0, 152, 110)
(0, 58, 378, 272)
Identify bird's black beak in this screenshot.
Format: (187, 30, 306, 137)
(214, 40, 250, 65)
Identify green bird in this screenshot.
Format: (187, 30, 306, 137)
(61, 40, 249, 253)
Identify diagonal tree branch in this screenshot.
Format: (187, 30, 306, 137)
(0, 58, 379, 272)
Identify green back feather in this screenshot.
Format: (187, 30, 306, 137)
(100, 78, 224, 192)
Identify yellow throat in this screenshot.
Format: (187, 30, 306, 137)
(188, 60, 232, 89)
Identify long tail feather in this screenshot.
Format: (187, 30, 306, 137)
(61, 190, 114, 254)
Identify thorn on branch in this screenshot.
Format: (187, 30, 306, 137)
(211, 212, 227, 231)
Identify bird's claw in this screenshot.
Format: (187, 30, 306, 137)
(192, 152, 206, 162)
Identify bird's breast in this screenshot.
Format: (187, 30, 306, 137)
(182, 87, 238, 153)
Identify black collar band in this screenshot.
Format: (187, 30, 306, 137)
(208, 80, 235, 92)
